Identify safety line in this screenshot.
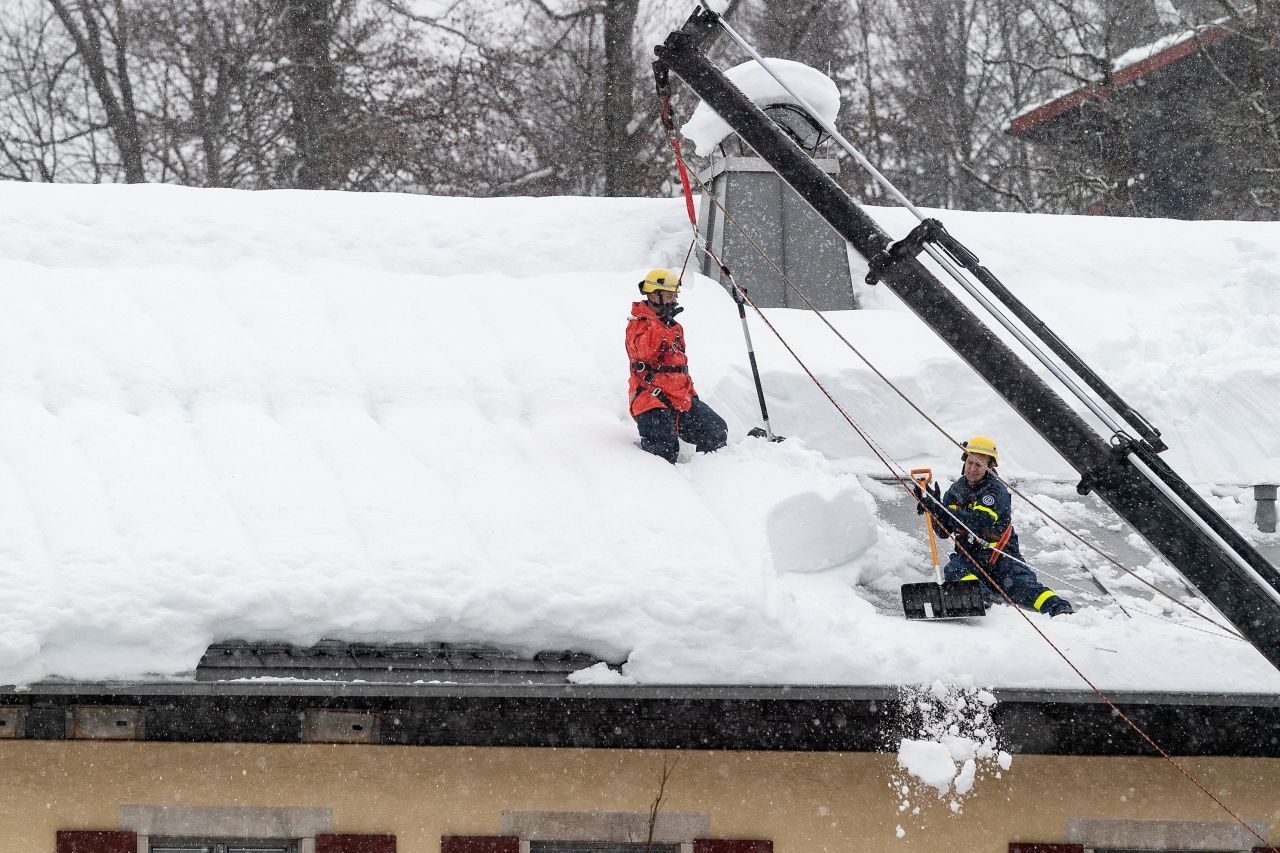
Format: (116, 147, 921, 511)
(954, 528, 1277, 852)
(669, 148, 1269, 853)
(679, 201, 1273, 841)
(691, 241, 1270, 851)
(684, 163, 1244, 638)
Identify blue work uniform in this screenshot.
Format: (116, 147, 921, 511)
(938, 472, 1066, 614)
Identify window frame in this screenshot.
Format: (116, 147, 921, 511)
(148, 839, 299, 853)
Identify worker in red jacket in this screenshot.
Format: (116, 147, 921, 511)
(626, 268, 727, 464)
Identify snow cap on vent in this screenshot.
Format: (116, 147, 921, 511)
(680, 58, 841, 157)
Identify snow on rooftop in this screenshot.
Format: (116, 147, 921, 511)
(681, 58, 840, 156)
(1110, 15, 1233, 73)
(0, 182, 1278, 694)
(1012, 17, 1233, 126)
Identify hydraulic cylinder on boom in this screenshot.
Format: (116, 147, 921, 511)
(653, 7, 1280, 672)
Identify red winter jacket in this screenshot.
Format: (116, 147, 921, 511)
(626, 300, 697, 416)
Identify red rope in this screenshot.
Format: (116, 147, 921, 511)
(661, 93, 698, 227)
(670, 136, 697, 227)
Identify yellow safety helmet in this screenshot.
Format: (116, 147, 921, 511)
(961, 435, 999, 465)
(639, 268, 681, 294)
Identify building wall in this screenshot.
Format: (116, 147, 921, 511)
(3, 741, 1278, 852)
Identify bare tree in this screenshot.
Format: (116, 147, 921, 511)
(133, 0, 286, 187)
(517, 0, 665, 194)
(644, 758, 678, 851)
(0, 3, 112, 181)
(44, 0, 146, 181)
(271, 0, 354, 188)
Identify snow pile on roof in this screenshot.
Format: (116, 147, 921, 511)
(0, 182, 1278, 693)
(681, 58, 840, 156)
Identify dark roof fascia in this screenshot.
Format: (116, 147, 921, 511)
(1, 681, 1277, 758)
(1009, 23, 1234, 137)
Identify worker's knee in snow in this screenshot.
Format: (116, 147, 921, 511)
(636, 408, 680, 463)
(698, 420, 728, 453)
(682, 398, 728, 452)
(640, 435, 679, 464)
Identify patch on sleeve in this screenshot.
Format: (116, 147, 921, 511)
(981, 494, 996, 506)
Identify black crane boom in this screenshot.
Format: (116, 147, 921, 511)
(654, 7, 1280, 671)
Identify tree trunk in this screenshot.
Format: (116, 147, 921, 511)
(601, 0, 638, 196)
(46, 0, 145, 182)
(280, 0, 346, 189)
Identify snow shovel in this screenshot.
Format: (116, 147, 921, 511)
(901, 468, 987, 620)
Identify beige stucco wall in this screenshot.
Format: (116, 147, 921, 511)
(1, 741, 1277, 852)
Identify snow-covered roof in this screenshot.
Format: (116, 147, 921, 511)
(1010, 18, 1234, 135)
(1, 183, 1278, 697)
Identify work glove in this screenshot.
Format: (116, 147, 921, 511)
(1044, 597, 1074, 618)
(913, 482, 942, 515)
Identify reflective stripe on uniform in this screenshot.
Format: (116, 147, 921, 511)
(1033, 590, 1057, 611)
(972, 503, 999, 522)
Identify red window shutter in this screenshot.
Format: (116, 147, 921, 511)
(56, 831, 138, 853)
(315, 834, 396, 853)
(440, 837, 519, 853)
(1009, 846, 1084, 853)
(693, 841, 773, 853)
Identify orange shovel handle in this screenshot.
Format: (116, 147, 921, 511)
(910, 468, 941, 571)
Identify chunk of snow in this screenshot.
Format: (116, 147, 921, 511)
(566, 662, 635, 685)
(897, 739, 957, 795)
(954, 758, 977, 795)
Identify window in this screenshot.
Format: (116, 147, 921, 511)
(530, 845, 680, 853)
(150, 840, 297, 853)
(1063, 817, 1270, 852)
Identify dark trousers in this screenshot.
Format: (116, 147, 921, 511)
(943, 550, 1053, 610)
(636, 397, 728, 464)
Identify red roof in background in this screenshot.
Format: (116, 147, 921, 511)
(1009, 23, 1232, 135)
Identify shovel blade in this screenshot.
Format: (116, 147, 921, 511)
(901, 580, 987, 620)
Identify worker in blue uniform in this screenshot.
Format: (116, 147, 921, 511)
(917, 435, 1073, 617)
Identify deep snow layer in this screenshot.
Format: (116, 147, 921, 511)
(0, 182, 1277, 692)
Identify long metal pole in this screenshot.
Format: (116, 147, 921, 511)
(731, 283, 776, 440)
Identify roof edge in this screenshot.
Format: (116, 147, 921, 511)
(1, 680, 1276, 758)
